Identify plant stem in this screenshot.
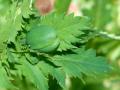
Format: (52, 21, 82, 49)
(99, 31, 120, 40)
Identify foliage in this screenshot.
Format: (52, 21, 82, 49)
(81, 0, 120, 65)
(79, 0, 120, 90)
(0, 0, 111, 90)
(55, 0, 71, 14)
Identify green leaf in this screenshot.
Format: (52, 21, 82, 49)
(19, 57, 48, 90)
(0, 2, 21, 50)
(40, 14, 91, 51)
(21, 0, 32, 18)
(0, 63, 15, 89)
(0, 0, 32, 51)
(7, 49, 19, 64)
(38, 61, 66, 88)
(25, 54, 39, 65)
(52, 48, 110, 78)
(55, 0, 71, 14)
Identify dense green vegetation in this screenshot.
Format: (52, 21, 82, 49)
(0, 0, 120, 90)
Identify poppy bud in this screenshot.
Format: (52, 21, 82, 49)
(35, 0, 53, 14)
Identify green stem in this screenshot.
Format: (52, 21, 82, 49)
(10, 50, 53, 60)
(99, 31, 120, 40)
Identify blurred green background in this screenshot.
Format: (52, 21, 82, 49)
(67, 0, 120, 90)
